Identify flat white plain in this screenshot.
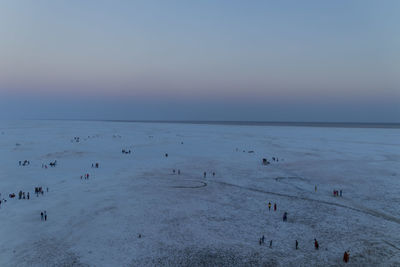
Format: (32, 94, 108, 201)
(0, 120, 399, 266)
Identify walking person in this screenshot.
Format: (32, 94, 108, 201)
(268, 202, 271, 211)
(296, 240, 298, 250)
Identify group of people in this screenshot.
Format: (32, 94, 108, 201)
(81, 173, 90, 180)
(18, 190, 30, 199)
(122, 149, 131, 154)
(203, 171, 216, 178)
(91, 163, 100, 168)
(172, 169, 181, 175)
(40, 210, 48, 221)
(49, 160, 57, 167)
(333, 189, 343, 197)
(268, 202, 277, 211)
(34, 186, 47, 196)
(18, 160, 30, 166)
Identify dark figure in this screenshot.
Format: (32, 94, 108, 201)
(268, 202, 271, 211)
(283, 212, 287, 222)
(343, 251, 349, 263)
(212, 172, 215, 177)
(173, 169, 176, 174)
(23, 192, 25, 199)
(340, 190, 342, 197)
(261, 235, 265, 244)
(314, 239, 319, 250)
(41, 212, 44, 220)
(178, 169, 180, 175)
(296, 240, 298, 250)
(19, 191, 22, 199)
(262, 158, 269, 165)
(27, 192, 30, 199)
(138, 234, 142, 238)
(274, 203, 277, 211)
(92, 163, 94, 168)
(44, 211, 47, 221)
(19, 161, 21, 166)
(203, 172, 206, 178)
(165, 153, 168, 157)
(269, 240, 272, 248)
(47, 187, 48, 192)
(259, 238, 262, 245)
(96, 163, 99, 168)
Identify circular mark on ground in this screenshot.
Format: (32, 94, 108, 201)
(170, 179, 207, 189)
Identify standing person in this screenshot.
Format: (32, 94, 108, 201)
(27, 192, 30, 199)
(41, 212, 44, 220)
(274, 203, 277, 211)
(296, 240, 298, 250)
(343, 251, 349, 263)
(203, 172, 206, 178)
(340, 190, 342, 197)
(178, 169, 180, 175)
(261, 235, 265, 244)
(268, 202, 271, 211)
(314, 239, 319, 250)
(315, 185, 317, 192)
(269, 240, 273, 248)
(44, 211, 47, 221)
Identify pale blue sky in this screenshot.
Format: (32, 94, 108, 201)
(0, 0, 399, 122)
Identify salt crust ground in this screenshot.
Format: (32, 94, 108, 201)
(0, 120, 399, 266)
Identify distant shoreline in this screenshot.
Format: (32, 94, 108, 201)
(42, 119, 400, 129)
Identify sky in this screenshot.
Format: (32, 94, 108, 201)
(0, 0, 399, 122)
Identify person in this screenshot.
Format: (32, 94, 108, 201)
(173, 169, 176, 174)
(340, 190, 342, 197)
(47, 187, 48, 192)
(315, 185, 317, 192)
(283, 212, 287, 222)
(269, 240, 272, 248)
(259, 238, 262, 245)
(261, 235, 265, 244)
(314, 239, 319, 250)
(27, 192, 30, 199)
(274, 203, 277, 211)
(212, 172, 215, 177)
(41, 212, 44, 220)
(204, 172, 206, 178)
(44, 211, 47, 221)
(268, 202, 271, 211)
(296, 240, 298, 250)
(343, 251, 349, 263)
(178, 169, 180, 175)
